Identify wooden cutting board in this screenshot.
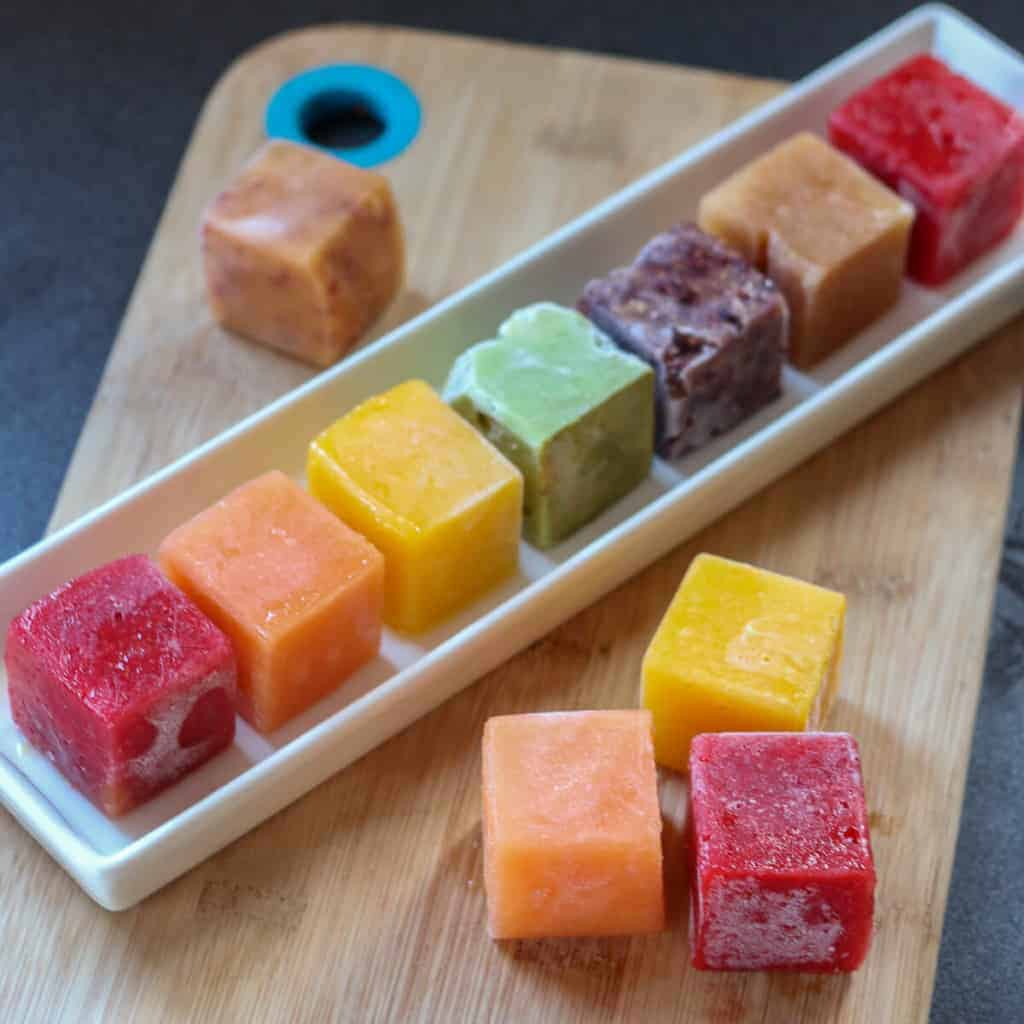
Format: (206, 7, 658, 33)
(3, 23, 1022, 1024)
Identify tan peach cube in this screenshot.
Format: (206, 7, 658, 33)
(159, 470, 385, 733)
(202, 139, 404, 367)
(482, 710, 664, 940)
(699, 132, 914, 367)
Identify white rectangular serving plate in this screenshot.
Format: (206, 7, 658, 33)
(1, 4, 1022, 910)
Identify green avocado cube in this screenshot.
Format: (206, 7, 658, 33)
(444, 303, 654, 548)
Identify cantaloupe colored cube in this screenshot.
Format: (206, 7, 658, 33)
(698, 133, 914, 367)
(159, 470, 385, 732)
(481, 710, 664, 940)
(642, 554, 845, 772)
(308, 380, 523, 633)
(202, 139, 404, 367)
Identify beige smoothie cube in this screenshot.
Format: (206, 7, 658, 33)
(202, 139, 404, 368)
(698, 133, 914, 367)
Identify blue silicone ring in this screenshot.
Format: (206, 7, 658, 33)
(265, 65, 421, 167)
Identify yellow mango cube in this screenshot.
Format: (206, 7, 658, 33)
(641, 553, 845, 772)
(308, 380, 524, 633)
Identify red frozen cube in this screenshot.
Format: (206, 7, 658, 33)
(689, 732, 875, 972)
(829, 54, 1024, 285)
(5, 555, 237, 816)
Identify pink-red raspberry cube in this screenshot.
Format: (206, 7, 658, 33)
(829, 54, 1024, 286)
(689, 732, 876, 972)
(5, 555, 237, 816)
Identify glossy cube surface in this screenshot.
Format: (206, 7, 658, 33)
(642, 553, 845, 772)
(160, 471, 384, 732)
(308, 380, 523, 633)
(445, 303, 654, 546)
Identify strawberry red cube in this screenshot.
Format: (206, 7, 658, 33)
(689, 732, 875, 972)
(829, 54, 1024, 285)
(5, 555, 237, 816)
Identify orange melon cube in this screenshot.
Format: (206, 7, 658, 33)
(159, 470, 385, 732)
(481, 710, 665, 940)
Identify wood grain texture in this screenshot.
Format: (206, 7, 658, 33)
(1, 22, 1020, 1024)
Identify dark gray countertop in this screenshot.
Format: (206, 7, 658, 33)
(2, 1, 1022, 1018)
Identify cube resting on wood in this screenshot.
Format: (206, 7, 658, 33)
(202, 139, 404, 367)
(482, 710, 664, 939)
(689, 731, 876, 972)
(642, 553, 845, 772)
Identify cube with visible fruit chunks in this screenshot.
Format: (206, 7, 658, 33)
(5, 555, 237, 817)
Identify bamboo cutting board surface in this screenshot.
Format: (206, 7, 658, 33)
(3, 23, 1022, 1024)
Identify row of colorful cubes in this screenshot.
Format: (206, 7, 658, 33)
(196, 54, 1024, 572)
(205, 54, 1022, 378)
(8, 363, 846, 800)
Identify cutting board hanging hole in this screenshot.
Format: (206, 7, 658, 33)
(265, 64, 421, 168)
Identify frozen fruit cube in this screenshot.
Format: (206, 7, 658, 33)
(829, 54, 1024, 285)
(579, 225, 787, 459)
(699, 133, 914, 366)
(308, 381, 523, 633)
(202, 139, 404, 367)
(444, 303, 653, 546)
(160, 471, 385, 732)
(482, 710, 664, 939)
(642, 553, 845, 772)
(5, 555, 237, 817)
(689, 732, 876, 972)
